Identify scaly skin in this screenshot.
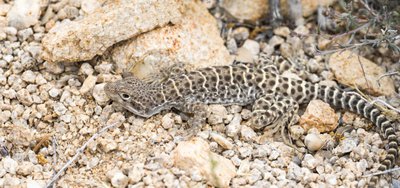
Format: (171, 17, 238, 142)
(104, 55, 398, 187)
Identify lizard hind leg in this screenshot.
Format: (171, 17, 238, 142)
(250, 94, 300, 149)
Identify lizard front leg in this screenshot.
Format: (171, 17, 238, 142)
(250, 94, 299, 147)
(174, 103, 208, 138)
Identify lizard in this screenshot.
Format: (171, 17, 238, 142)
(104, 53, 398, 187)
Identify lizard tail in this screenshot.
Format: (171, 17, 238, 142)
(315, 84, 398, 186)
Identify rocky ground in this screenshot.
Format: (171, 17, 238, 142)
(0, 0, 399, 187)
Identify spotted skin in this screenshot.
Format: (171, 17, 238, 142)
(104, 55, 398, 187)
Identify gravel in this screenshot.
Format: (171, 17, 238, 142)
(0, 0, 398, 187)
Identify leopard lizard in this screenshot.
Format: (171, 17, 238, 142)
(104, 54, 398, 187)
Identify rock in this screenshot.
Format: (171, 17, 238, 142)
(79, 75, 97, 94)
(304, 132, 324, 151)
(79, 63, 95, 76)
(301, 0, 336, 17)
(329, 50, 395, 96)
(333, 137, 358, 155)
(235, 47, 254, 63)
(48, 88, 61, 98)
(0, 4, 11, 16)
(106, 169, 129, 188)
(301, 154, 319, 169)
(299, 100, 339, 133)
(3, 157, 18, 174)
(26, 180, 43, 188)
(41, 0, 184, 63)
(128, 163, 145, 184)
(81, 0, 102, 14)
(241, 39, 260, 61)
(210, 132, 234, 150)
(221, 0, 268, 21)
(17, 161, 33, 176)
(172, 137, 236, 187)
(208, 105, 228, 125)
(111, 1, 231, 78)
(240, 125, 257, 141)
(221, 0, 336, 22)
(226, 113, 242, 137)
(16, 89, 33, 106)
(92, 83, 109, 105)
(6, 0, 42, 29)
(273, 26, 291, 37)
(161, 113, 175, 129)
(21, 70, 36, 83)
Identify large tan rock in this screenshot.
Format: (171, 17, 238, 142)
(329, 50, 395, 96)
(221, 0, 336, 21)
(111, 1, 232, 79)
(172, 137, 236, 188)
(41, 0, 183, 63)
(299, 100, 339, 133)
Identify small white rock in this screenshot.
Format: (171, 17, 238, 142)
(3, 157, 18, 174)
(226, 113, 242, 137)
(161, 113, 175, 129)
(7, 0, 42, 29)
(79, 75, 97, 94)
(241, 39, 260, 60)
(304, 132, 324, 152)
(107, 169, 129, 188)
(210, 132, 233, 150)
(48, 88, 61, 97)
(92, 83, 109, 105)
(128, 163, 145, 183)
(21, 70, 36, 83)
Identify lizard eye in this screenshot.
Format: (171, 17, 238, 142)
(119, 93, 130, 100)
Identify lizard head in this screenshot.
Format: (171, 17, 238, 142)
(104, 76, 164, 118)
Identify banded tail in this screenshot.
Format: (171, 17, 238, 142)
(315, 84, 398, 186)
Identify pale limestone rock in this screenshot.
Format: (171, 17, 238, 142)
(304, 132, 324, 152)
(329, 50, 395, 96)
(106, 169, 129, 188)
(299, 100, 339, 133)
(41, 0, 183, 63)
(172, 137, 236, 187)
(210, 132, 234, 150)
(6, 0, 42, 29)
(221, 0, 336, 21)
(79, 74, 97, 94)
(221, 0, 268, 21)
(111, 1, 232, 79)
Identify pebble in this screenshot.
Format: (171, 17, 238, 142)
(21, 70, 36, 83)
(128, 163, 145, 183)
(210, 132, 234, 150)
(48, 88, 61, 98)
(17, 28, 33, 41)
(304, 132, 324, 152)
(273, 26, 290, 37)
(333, 137, 358, 155)
(226, 113, 241, 137)
(172, 137, 236, 187)
(301, 154, 319, 169)
(7, 0, 41, 29)
(299, 100, 339, 133)
(269, 36, 284, 47)
(240, 125, 257, 141)
(207, 105, 227, 125)
(92, 83, 109, 105)
(241, 39, 260, 60)
(79, 63, 95, 76)
(81, 0, 102, 14)
(3, 157, 18, 174)
(107, 169, 129, 188)
(16, 89, 33, 106)
(17, 161, 33, 176)
(161, 113, 175, 129)
(79, 74, 97, 94)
